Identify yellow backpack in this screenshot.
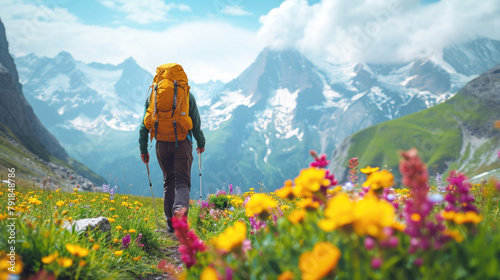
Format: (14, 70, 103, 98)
(143, 63, 193, 148)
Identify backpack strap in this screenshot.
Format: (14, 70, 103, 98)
(153, 83, 159, 140)
(172, 80, 178, 149)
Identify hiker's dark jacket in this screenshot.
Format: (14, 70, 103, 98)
(139, 93, 205, 154)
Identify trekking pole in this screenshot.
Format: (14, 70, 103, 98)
(199, 151, 202, 200)
(146, 163, 161, 231)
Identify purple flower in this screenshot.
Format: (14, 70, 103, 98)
(102, 184, 110, 192)
(136, 233, 144, 247)
(229, 184, 233, 195)
(364, 237, 375, 250)
(121, 234, 131, 249)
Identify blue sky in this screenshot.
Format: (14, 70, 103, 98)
(1, 0, 499, 83)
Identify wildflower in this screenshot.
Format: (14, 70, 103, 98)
(245, 193, 277, 218)
(172, 208, 207, 268)
(280, 205, 290, 211)
(114, 251, 123, 257)
(113, 238, 120, 243)
(133, 256, 142, 261)
(109, 208, 116, 211)
(57, 257, 73, 267)
(362, 170, 394, 191)
(121, 234, 131, 249)
(42, 251, 59, 264)
(79, 260, 86, 267)
(445, 171, 478, 213)
(92, 244, 100, 250)
(371, 257, 383, 269)
(108, 218, 115, 223)
(299, 242, 341, 280)
(318, 193, 355, 232)
(73, 188, 78, 192)
(400, 149, 449, 253)
(360, 166, 379, 174)
(229, 184, 233, 195)
(278, 271, 294, 280)
(443, 229, 464, 243)
(201, 267, 219, 280)
(65, 244, 89, 258)
(453, 211, 483, 225)
(288, 209, 306, 224)
(136, 233, 144, 247)
(129, 229, 136, 233)
(212, 221, 247, 252)
(115, 225, 123, 230)
(56, 201, 64, 207)
(348, 157, 359, 183)
(297, 198, 320, 210)
(293, 167, 331, 198)
(364, 237, 375, 250)
(310, 153, 330, 168)
(276, 180, 294, 199)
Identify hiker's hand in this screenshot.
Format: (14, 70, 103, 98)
(141, 153, 149, 164)
(196, 147, 205, 154)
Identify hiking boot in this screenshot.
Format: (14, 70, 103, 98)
(167, 218, 174, 233)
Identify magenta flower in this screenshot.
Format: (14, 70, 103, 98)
(121, 234, 131, 249)
(445, 171, 478, 213)
(136, 233, 144, 247)
(310, 153, 330, 168)
(229, 184, 233, 195)
(172, 209, 207, 268)
(348, 157, 359, 183)
(400, 149, 450, 255)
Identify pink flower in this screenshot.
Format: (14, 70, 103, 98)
(136, 233, 144, 247)
(172, 208, 207, 268)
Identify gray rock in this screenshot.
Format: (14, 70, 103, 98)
(63, 217, 111, 233)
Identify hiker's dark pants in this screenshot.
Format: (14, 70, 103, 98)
(156, 140, 193, 221)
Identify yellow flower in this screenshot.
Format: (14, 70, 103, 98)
(360, 166, 380, 174)
(42, 251, 59, 264)
(133, 256, 142, 261)
(92, 244, 101, 250)
(293, 168, 330, 198)
(66, 244, 89, 258)
(123, 230, 128, 234)
(113, 238, 120, 243)
(129, 229, 136, 233)
(297, 198, 320, 210)
(211, 221, 247, 252)
(114, 250, 123, 257)
(453, 212, 483, 224)
(200, 267, 219, 280)
(115, 225, 123, 230)
(56, 201, 64, 207)
(441, 210, 456, 220)
(0, 213, 7, 220)
(318, 194, 355, 232)
(288, 209, 306, 224)
(362, 170, 394, 190)
(57, 257, 73, 267)
(61, 210, 68, 215)
(280, 205, 290, 211)
(276, 180, 295, 199)
(277, 271, 294, 280)
(443, 229, 464, 243)
(245, 193, 277, 217)
(352, 196, 395, 238)
(79, 260, 86, 267)
(108, 218, 115, 223)
(299, 242, 341, 280)
(113, 215, 119, 218)
(109, 208, 116, 211)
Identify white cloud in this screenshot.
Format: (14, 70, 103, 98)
(258, 0, 500, 64)
(0, 0, 262, 83)
(221, 5, 253, 16)
(99, 0, 191, 24)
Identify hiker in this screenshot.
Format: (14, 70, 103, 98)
(139, 63, 205, 233)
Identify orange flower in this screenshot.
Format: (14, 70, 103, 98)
(276, 180, 295, 199)
(57, 257, 73, 267)
(278, 271, 294, 280)
(299, 242, 341, 280)
(288, 209, 306, 224)
(41, 252, 59, 264)
(297, 198, 320, 210)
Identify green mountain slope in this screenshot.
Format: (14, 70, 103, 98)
(331, 64, 500, 181)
